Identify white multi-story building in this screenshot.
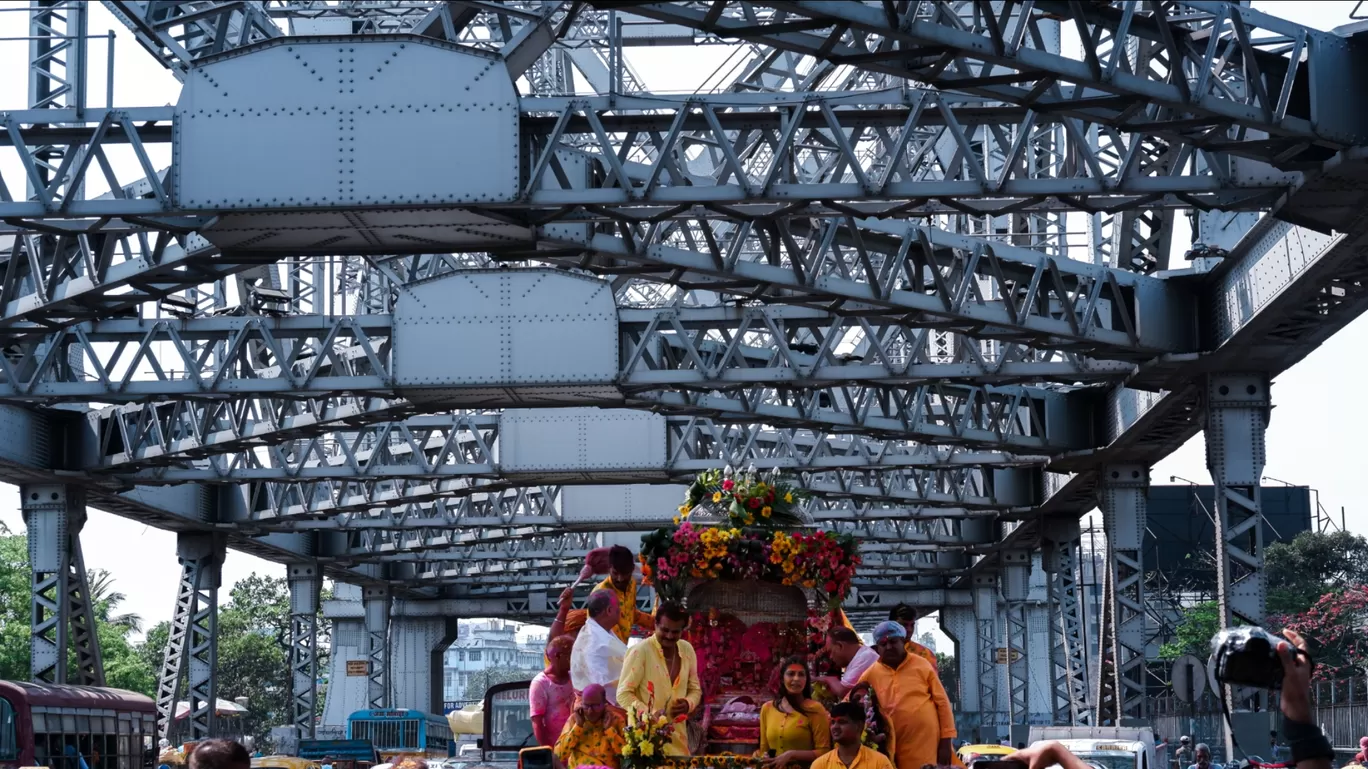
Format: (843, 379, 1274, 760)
(443, 619, 548, 705)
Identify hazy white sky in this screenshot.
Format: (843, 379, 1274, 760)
(0, 1, 1361, 639)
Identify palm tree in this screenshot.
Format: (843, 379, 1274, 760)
(87, 569, 143, 634)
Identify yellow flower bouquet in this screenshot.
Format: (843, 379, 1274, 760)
(622, 683, 683, 769)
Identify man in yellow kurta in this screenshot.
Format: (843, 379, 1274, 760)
(617, 601, 703, 757)
(858, 621, 955, 769)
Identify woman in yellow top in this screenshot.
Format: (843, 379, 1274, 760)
(553, 684, 627, 769)
(758, 655, 832, 768)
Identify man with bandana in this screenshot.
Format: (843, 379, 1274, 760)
(548, 545, 654, 650)
(857, 621, 956, 769)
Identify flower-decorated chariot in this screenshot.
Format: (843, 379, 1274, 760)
(634, 468, 865, 765)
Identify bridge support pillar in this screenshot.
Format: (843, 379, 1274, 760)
(289, 564, 322, 738)
(364, 586, 392, 709)
(1097, 465, 1149, 724)
(940, 605, 981, 733)
(1042, 519, 1089, 724)
(1204, 374, 1269, 627)
(1204, 374, 1270, 752)
(155, 533, 226, 741)
(22, 484, 103, 686)
(388, 612, 459, 714)
(1002, 552, 1031, 726)
(973, 573, 1002, 729)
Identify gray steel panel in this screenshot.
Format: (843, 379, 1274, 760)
(499, 408, 666, 473)
(1211, 221, 1341, 342)
(393, 269, 619, 391)
(560, 484, 683, 526)
(176, 38, 519, 210)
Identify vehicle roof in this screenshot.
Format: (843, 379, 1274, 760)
(1058, 739, 1145, 751)
(347, 708, 445, 721)
(0, 680, 154, 712)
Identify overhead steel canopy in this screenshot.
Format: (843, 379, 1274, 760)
(2, 0, 1366, 600)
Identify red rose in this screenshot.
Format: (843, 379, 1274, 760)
(748, 498, 760, 509)
(825, 581, 838, 592)
(722, 479, 734, 491)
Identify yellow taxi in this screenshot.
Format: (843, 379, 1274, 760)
(957, 744, 1017, 765)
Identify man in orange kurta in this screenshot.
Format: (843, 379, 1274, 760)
(858, 621, 956, 769)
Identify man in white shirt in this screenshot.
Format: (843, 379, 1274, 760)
(815, 626, 880, 698)
(569, 588, 628, 705)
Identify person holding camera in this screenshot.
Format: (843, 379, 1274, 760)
(1007, 628, 1330, 769)
(1269, 629, 1331, 769)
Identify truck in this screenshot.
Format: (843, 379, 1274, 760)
(1027, 727, 1158, 769)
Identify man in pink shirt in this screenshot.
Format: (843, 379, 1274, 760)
(530, 635, 576, 745)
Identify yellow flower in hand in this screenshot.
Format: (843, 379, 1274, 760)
(641, 743, 655, 758)
(761, 506, 772, 517)
(784, 492, 793, 503)
(712, 491, 723, 503)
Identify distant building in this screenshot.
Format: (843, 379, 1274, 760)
(443, 619, 547, 704)
(916, 632, 938, 654)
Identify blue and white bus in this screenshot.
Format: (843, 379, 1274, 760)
(346, 708, 453, 760)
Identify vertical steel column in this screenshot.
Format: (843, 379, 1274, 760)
(22, 485, 83, 684)
(1094, 563, 1118, 725)
(1099, 465, 1150, 722)
(155, 534, 225, 741)
(940, 607, 980, 729)
(185, 534, 224, 740)
(1204, 374, 1269, 626)
(156, 560, 196, 740)
(364, 586, 391, 709)
(67, 536, 104, 686)
(1204, 374, 1270, 754)
(28, 0, 88, 190)
(289, 564, 322, 737)
(973, 574, 1000, 727)
(1043, 519, 1089, 724)
(1002, 552, 1031, 725)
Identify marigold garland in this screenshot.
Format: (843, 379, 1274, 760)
(639, 521, 860, 608)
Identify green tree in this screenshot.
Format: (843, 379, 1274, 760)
(1159, 601, 1222, 660)
(134, 574, 332, 744)
(1265, 530, 1368, 614)
(0, 526, 154, 690)
(935, 653, 959, 708)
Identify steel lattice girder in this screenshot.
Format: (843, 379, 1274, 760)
(0, 85, 1295, 226)
(261, 494, 998, 539)
(100, 414, 1034, 507)
(600, 1, 1361, 166)
(342, 516, 966, 557)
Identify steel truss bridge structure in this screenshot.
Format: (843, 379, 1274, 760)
(5, 0, 1368, 743)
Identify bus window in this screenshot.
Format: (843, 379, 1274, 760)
(0, 698, 14, 760)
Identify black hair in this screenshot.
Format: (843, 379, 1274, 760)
(889, 603, 917, 622)
(772, 655, 814, 714)
(656, 601, 690, 625)
(608, 545, 635, 574)
(188, 740, 251, 769)
(830, 701, 865, 723)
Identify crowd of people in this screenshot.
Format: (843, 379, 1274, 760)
(528, 545, 955, 769)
